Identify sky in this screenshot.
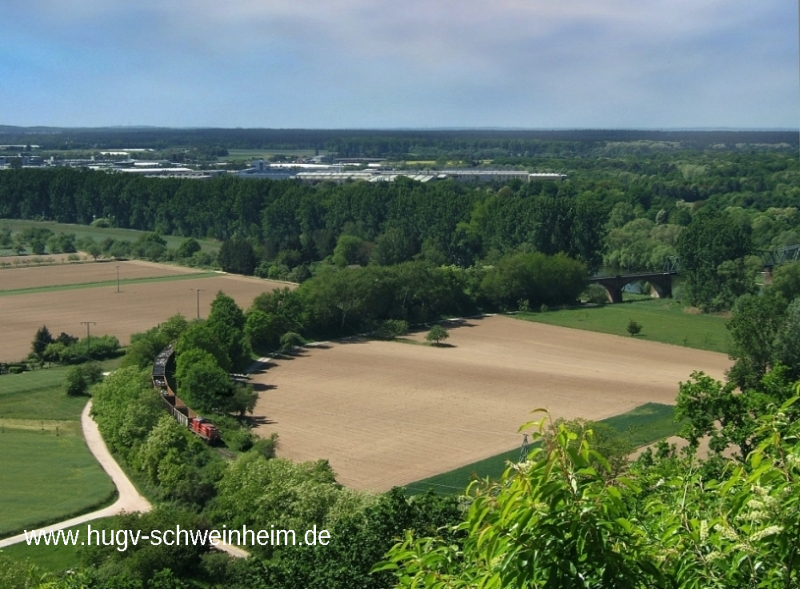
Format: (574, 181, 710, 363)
(1, 1, 798, 129)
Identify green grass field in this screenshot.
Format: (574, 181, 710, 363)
(404, 403, 680, 495)
(0, 429, 115, 537)
(0, 270, 217, 297)
(0, 219, 220, 253)
(0, 368, 87, 421)
(0, 520, 105, 573)
(515, 298, 730, 353)
(0, 360, 124, 539)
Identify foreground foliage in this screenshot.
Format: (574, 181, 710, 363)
(382, 393, 800, 588)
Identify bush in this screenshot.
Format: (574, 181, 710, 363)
(480, 252, 587, 310)
(251, 433, 278, 459)
(626, 319, 643, 336)
(64, 363, 104, 396)
(64, 365, 89, 396)
(8, 365, 25, 374)
(222, 427, 256, 452)
(90, 218, 112, 228)
(280, 332, 306, 354)
(376, 319, 409, 340)
(582, 283, 608, 305)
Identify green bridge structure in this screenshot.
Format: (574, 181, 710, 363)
(591, 245, 800, 304)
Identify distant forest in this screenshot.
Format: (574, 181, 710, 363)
(0, 126, 797, 157)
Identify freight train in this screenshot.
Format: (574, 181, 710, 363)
(152, 344, 220, 442)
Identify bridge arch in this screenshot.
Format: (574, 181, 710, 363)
(589, 272, 674, 304)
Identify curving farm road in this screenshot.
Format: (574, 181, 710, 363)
(0, 401, 248, 558)
(0, 401, 152, 548)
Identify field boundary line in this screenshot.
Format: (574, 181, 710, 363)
(0, 272, 217, 297)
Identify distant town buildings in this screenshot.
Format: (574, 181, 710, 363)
(0, 153, 566, 184)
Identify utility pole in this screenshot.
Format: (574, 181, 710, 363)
(80, 321, 96, 359)
(116, 265, 120, 293)
(191, 288, 205, 319)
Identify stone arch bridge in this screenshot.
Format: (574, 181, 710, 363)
(589, 271, 676, 304)
(592, 245, 800, 304)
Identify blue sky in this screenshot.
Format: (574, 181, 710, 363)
(1, 1, 797, 129)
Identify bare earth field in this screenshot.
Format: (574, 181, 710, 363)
(250, 315, 731, 491)
(0, 270, 292, 361)
(0, 260, 201, 291)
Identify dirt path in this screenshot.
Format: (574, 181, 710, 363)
(0, 402, 248, 558)
(250, 315, 732, 491)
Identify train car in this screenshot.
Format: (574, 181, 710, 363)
(152, 345, 220, 442)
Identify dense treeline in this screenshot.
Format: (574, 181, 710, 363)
(0, 169, 606, 273)
(3, 150, 799, 279)
(2, 127, 796, 154)
(4, 148, 800, 314)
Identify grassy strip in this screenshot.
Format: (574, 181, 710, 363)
(0, 387, 90, 422)
(0, 368, 88, 421)
(0, 428, 117, 537)
(0, 519, 115, 573)
(0, 271, 217, 297)
(0, 219, 220, 253)
(404, 403, 679, 495)
(514, 299, 730, 353)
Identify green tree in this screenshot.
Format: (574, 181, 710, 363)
(30, 324, 53, 358)
(175, 349, 233, 414)
(772, 297, 800, 379)
(371, 227, 417, 266)
(64, 365, 89, 396)
(676, 212, 753, 310)
(626, 318, 642, 336)
(245, 308, 281, 350)
(85, 242, 103, 260)
(280, 331, 306, 354)
(333, 234, 368, 267)
(771, 260, 800, 301)
(207, 291, 251, 371)
(480, 252, 587, 310)
(727, 292, 787, 390)
(90, 367, 163, 460)
(123, 314, 188, 369)
(426, 325, 449, 345)
(212, 453, 341, 558)
(176, 322, 232, 372)
(218, 236, 257, 275)
(676, 368, 798, 459)
(175, 237, 201, 259)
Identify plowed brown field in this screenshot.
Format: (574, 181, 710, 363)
(0, 260, 200, 291)
(0, 268, 293, 361)
(250, 315, 731, 491)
